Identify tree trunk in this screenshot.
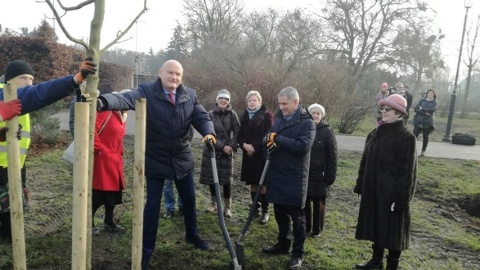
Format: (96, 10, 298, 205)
(461, 64, 473, 118)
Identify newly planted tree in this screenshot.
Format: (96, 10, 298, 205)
(39, 1, 148, 269)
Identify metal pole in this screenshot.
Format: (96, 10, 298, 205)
(443, 5, 471, 141)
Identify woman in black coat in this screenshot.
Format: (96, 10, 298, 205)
(237, 90, 273, 224)
(305, 103, 337, 237)
(199, 89, 240, 218)
(354, 94, 417, 270)
(412, 89, 438, 156)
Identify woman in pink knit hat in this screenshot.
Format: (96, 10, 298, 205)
(353, 94, 417, 270)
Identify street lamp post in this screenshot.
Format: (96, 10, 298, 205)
(443, 0, 473, 141)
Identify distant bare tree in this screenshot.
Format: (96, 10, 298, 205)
(461, 15, 480, 118)
(391, 25, 445, 96)
(182, 0, 243, 47)
(321, 0, 428, 91)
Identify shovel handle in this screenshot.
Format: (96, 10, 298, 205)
(237, 158, 270, 242)
(210, 149, 240, 268)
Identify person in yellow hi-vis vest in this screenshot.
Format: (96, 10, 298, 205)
(0, 58, 96, 242)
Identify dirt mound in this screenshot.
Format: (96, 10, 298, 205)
(458, 193, 480, 218)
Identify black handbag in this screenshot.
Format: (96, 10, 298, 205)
(451, 133, 476, 146)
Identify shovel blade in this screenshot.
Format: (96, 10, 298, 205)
(235, 240, 245, 269)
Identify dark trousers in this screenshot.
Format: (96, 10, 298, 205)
(305, 196, 326, 235)
(273, 203, 306, 258)
(0, 212, 11, 240)
(413, 125, 432, 151)
(142, 172, 198, 258)
(209, 184, 231, 198)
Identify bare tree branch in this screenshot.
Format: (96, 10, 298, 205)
(101, 0, 148, 52)
(57, 0, 94, 11)
(44, 0, 88, 48)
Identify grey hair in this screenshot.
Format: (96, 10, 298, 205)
(246, 90, 262, 105)
(395, 82, 404, 88)
(278, 86, 299, 100)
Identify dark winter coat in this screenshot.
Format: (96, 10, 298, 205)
(354, 120, 417, 250)
(1, 76, 79, 114)
(413, 98, 438, 130)
(100, 78, 214, 180)
(237, 105, 274, 185)
(307, 120, 338, 198)
(265, 105, 315, 208)
(199, 104, 240, 185)
(404, 92, 413, 118)
(0, 76, 79, 213)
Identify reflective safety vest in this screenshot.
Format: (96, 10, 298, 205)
(0, 83, 31, 167)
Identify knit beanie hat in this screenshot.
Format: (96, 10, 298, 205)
(378, 94, 407, 115)
(216, 89, 231, 101)
(381, 82, 388, 88)
(308, 103, 325, 117)
(5, 60, 35, 82)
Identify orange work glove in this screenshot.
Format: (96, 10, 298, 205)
(74, 57, 97, 84)
(0, 99, 22, 121)
(264, 132, 278, 154)
(202, 134, 216, 150)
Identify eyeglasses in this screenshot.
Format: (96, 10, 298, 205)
(380, 106, 394, 112)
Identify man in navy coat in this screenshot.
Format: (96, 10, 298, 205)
(97, 60, 215, 269)
(262, 86, 315, 269)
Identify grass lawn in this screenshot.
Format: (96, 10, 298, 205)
(1, 135, 479, 270)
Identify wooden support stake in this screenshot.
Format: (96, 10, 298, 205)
(5, 83, 27, 270)
(71, 102, 90, 270)
(131, 99, 146, 270)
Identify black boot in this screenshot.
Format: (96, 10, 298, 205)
(260, 194, 269, 224)
(386, 250, 401, 270)
(262, 239, 291, 255)
(250, 192, 261, 218)
(355, 244, 384, 269)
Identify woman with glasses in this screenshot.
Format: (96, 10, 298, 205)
(412, 89, 438, 156)
(353, 94, 417, 270)
(199, 89, 240, 218)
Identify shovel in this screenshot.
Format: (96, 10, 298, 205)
(209, 142, 241, 270)
(235, 155, 270, 270)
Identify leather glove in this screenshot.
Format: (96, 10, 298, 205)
(96, 97, 106, 111)
(0, 127, 7, 142)
(0, 124, 22, 142)
(74, 57, 97, 84)
(202, 134, 216, 150)
(0, 99, 22, 121)
(0, 124, 22, 141)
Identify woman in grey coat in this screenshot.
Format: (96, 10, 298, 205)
(413, 89, 438, 156)
(199, 89, 240, 218)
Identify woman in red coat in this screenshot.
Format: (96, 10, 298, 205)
(92, 96, 128, 234)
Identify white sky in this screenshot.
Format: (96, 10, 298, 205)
(2, 0, 478, 75)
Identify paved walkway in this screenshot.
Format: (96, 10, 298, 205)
(335, 134, 479, 161)
(52, 110, 480, 161)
